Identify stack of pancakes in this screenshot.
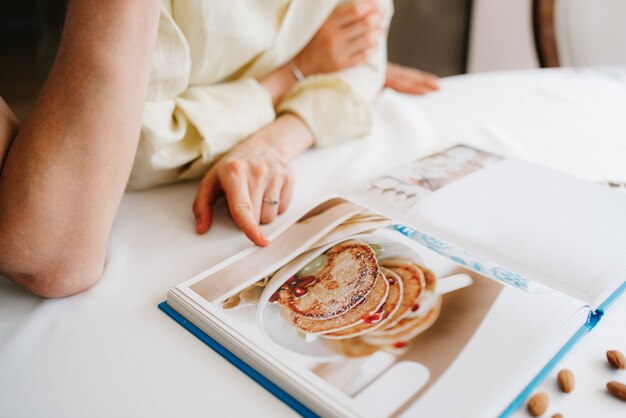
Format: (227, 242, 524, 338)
(270, 239, 441, 357)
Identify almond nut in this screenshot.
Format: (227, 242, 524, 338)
(527, 392, 549, 416)
(607, 380, 626, 401)
(557, 369, 575, 393)
(607, 350, 626, 369)
(551, 414, 563, 418)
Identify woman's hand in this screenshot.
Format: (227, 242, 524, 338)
(259, 0, 385, 105)
(193, 140, 292, 247)
(293, 0, 385, 77)
(193, 114, 314, 246)
(384, 63, 440, 95)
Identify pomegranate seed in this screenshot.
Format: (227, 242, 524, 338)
(269, 292, 279, 303)
(293, 287, 307, 297)
(392, 341, 408, 349)
(411, 304, 420, 312)
(363, 313, 382, 324)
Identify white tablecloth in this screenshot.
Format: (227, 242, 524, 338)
(2, 68, 626, 418)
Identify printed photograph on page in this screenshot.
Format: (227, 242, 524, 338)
(359, 145, 501, 211)
(188, 198, 505, 416)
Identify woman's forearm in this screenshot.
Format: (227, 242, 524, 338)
(258, 64, 300, 106)
(251, 113, 315, 160)
(0, 0, 161, 297)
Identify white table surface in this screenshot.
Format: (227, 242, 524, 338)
(1, 68, 626, 418)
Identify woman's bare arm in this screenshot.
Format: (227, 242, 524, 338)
(0, 0, 161, 297)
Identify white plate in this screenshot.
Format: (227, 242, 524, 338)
(257, 228, 427, 361)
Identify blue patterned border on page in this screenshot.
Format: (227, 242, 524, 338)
(391, 224, 552, 293)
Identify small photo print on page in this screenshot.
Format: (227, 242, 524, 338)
(360, 145, 502, 211)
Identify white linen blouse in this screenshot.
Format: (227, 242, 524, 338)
(128, 0, 392, 190)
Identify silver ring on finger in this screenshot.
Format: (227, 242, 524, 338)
(262, 197, 280, 206)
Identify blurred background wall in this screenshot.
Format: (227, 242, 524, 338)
(1, 0, 541, 119)
(389, 0, 538, 75)
(1, 0, 65, 120)
(1, 0, 541, 77)
(468, 0, 538, 72)
(387, 0, 473, 76)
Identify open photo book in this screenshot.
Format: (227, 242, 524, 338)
(159, 145, 626, 418)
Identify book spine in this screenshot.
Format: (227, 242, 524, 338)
(597, 281, 626, 313)
(498, 316, 595, 417)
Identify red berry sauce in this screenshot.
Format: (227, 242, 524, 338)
(270, 275, 318, 302)
(363, 306, 384, 324)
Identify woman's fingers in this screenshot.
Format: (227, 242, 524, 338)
(247, 165, 268, 224)
(420, 72, 440, 90)
(194, 159, 291, 245)
(221, 164, 269, 247)
(339, 8, 384, 61)
(395, 64, 439, 88)
(333, 0, 380, 27)
(384, 64, 440, 95)
(193, 136, 299, 246)
(347, 50, 374, 67)
(193, 172, 221, 234)
(343, 10, 384, 41)
(260, 176, 283, 225)
(293, 0, 384, 75)
(389, 78, 432, 95)
(278, 169, 294, 215)
(346, 30, 380, 56)
(260, 162, 293, 224)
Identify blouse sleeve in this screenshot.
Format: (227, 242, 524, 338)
(128, 8, 275, 190)
(276, 0, 393, 148)
(130, 79, 275, 190)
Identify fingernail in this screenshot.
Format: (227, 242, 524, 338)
(196, 216, 206, 233)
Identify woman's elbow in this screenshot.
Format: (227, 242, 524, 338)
(1, 257, 104, 298)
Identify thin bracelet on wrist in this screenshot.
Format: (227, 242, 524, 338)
(287, 61, 305, 82)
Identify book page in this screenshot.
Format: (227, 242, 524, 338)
(353, 146, 626, 305)
(171, 197, 589, 418)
